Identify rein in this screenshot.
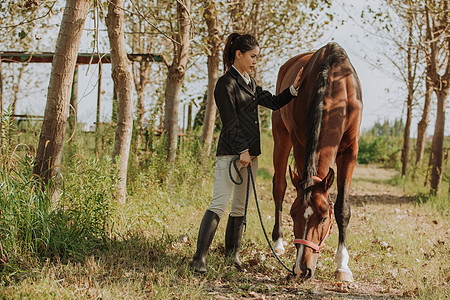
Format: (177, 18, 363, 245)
(229, 156, 295, 275)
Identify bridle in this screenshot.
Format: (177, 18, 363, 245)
(293, 183, 333, 253)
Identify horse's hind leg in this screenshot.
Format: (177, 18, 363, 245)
(334, 144, 358, 282)
(272, 122, 292, 255)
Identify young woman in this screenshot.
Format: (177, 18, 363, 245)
(190, 33, 303, 273)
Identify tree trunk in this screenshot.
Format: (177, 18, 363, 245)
(164, 66, 184, 162)
(229, 0, 247, 32)
(33, 0, 90, 185)
(187, 101, 192, 132)
(95, 63, 103, 153)
(163, 0, 191, 163)
(67, 65, 78, 142)
(430, 89, 448, 192)
(0, 60, 3, 115)
(401, 19, 414, 176)
(201, 0, 220, 155)
(0, 59, 3, 150)
(426, 0, 449, 193)
(132, 60, 150, 155)
(11, 66, 25, 119)
(416, 75, 432, 164)
(106, 0, 134, 203)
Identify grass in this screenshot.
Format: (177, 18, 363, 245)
(0, 118, 449, 298)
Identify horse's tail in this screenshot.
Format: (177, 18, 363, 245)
(301, 43, 348, 202)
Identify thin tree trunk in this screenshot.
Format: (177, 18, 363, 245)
(0, 60, 3, 115)
(430, 89, 448, 192)
(67, 65, 78, 142)
(132, 60, 149, 155)
(106, 0, 134, 203)
(401, 19, 414, 176)
(201, 0, 220, 155)
(95, 62, 103, 153)
(158, 95, 164, 130)
(0, 59, 3, 150)
(416, 76, 432, 164)
(187, 101, 192, 132)
(163, 0, 191, 163)
(33, 0, 90, 186)
(11, 66, 25, 119)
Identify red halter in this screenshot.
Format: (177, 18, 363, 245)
(293, 197, 333, 253)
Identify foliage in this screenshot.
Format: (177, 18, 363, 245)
(357, 119, 404, 168)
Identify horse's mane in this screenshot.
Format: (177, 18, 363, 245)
(301, 43, 348, 203)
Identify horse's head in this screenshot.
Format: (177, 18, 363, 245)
(288, 166, 334, 280)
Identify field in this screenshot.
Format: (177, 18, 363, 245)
(0, 130, 449, 299)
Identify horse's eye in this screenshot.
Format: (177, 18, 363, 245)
(320, 217, 327, 224)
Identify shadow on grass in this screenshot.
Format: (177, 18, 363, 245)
(348, 194, 417, 206)
(328, 192, 417, 206)
(101, 232, 190, 278)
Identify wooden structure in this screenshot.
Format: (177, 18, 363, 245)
(0, 51, 163, 125)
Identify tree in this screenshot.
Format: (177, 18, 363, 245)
(163, 0, 191, 163)
(416, 70, 433, 164)
(125, 0, 160, 155)
(401, 12, 419, 176)
(106, 0, 135, 203)
(363, 0, 424, 176)
(200, 0, 221, 155)
(33, 0, 91, 187)
(426, 0, 449, 192)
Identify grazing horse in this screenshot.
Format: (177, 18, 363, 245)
(271, 42, 362, 281)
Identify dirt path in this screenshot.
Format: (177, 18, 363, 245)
(201, 165, 449, 299)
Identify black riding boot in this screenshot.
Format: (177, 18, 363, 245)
(190, 210, 220, 273)
(225, 215, 244, 268)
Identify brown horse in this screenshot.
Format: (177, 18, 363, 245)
(271, 43, 362, 281)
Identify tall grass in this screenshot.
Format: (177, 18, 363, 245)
(0, 155, 118, 280)
(0, 111, 119, 283)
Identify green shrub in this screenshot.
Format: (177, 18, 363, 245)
(357, 119, 404, 168)
(0, 153, 117, 281)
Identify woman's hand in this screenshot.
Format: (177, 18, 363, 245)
(293, 67, 304, 90)
(239, 150, 252, 168)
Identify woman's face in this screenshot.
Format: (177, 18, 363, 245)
(235, 46, 260, 75)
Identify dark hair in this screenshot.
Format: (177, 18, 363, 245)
(223, 33, 259, 72)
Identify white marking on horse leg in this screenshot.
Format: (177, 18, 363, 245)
(335, 243, 353, 281)
(273, 238, 285, 255)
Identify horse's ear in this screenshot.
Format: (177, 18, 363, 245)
(322, 168, 335, 191)
(289, 165, 301, 188)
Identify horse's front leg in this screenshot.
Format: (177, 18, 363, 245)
(271, 128, 292, 255)
(334, 145, 358, 282)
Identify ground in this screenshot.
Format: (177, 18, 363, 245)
(190, 165, 449, 299)
(1, 165, 448, 299)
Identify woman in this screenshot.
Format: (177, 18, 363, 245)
(190, 33, 303, 273)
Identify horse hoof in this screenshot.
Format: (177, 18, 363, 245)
(334, 270, 353, 282)
(189, 259, 207, 274)
(273, 239, 285, 255)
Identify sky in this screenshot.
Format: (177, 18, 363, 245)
(9, 0, 450, 136)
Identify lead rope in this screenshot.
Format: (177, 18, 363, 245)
(229, 156, 295, 275)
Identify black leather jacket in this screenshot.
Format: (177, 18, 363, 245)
(214, 67, 296, 156)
